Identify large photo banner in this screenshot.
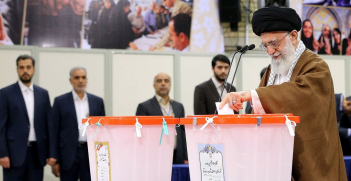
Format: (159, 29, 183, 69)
(302, 0, 351, 55)
(0, 0, 25, 45)
(24, 0, 85, 48)
(0, 0, 193, 51)
(83, 0, 193, 51)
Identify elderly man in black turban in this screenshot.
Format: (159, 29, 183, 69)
(220, 6, 347, 181)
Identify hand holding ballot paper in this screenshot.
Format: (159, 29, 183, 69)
(218, 91, 251, 112)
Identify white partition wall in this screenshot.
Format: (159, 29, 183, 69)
(324, 57, 346, 95)
(0, 48, 33, 89)
(0, 45, 350, 116)
(38, 49, 106, 104)
(112, 53, 174, 116)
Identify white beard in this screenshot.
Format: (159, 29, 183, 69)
(270, 37, 296, 75)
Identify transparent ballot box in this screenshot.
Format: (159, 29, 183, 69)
(180, 114, 300, 181)
(81, 116, 179, 181)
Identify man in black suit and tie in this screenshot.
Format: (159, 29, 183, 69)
(335, 93, 351, 155)
(136, 72, 188, 164)
(51, 67, 105, 181)
(0, 55, 57, 181)
(194, 54, 237, 115)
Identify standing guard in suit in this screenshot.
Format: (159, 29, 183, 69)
(136, 72, 188, 164)
(194, 54, 238, 115)
(51, 67, 105, 181)
(0, 55, 57, 181)
(335, 94, 351, 155)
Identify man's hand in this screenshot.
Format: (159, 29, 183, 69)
(149, 46, 156, 51)
(51, 164, 60, 177)
(150, 31, 154, 35)
(129, 42, 138, 50)
(219, 91, 251, 112)
(0, 157, 10, 168)
(184, 160, 189, 164)
(346, 45, 351, 55)
(47, 158, 57, 166)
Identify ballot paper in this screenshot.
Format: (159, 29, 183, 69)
(215, 102, 235, 115)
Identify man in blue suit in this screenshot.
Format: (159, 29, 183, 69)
(51, 66, 105, 181)
(0, 55, 57, 181)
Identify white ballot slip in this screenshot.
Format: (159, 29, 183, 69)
(215, 102, 235, 115)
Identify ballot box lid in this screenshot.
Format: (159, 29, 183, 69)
(180, 114, 300, 124)
(82, 116, 179, 125)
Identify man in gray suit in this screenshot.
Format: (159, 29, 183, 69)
(136, 72, 188, 164)
(194, 54, 237, 115)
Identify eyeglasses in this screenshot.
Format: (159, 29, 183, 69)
(259, 32, 290, 51)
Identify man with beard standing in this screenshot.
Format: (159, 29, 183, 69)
(0, 55, 57, 180)
(219, 6, 347, 180)
(194, 54, 237, 115)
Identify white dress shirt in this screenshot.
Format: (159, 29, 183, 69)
(212, 76, 227, 100)
(72, 91, 89, 142)
(18, 81, 36, 141)
(181, 45, 190, 52)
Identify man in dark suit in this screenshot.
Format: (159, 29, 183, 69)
(51, 67, 105, 181)
(335, 93, 351, 155)
(0, 55, 57, 181)
(136, 72, 188, 164)
(194, 54, 237, 115)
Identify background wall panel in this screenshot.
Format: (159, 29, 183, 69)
(38, 50, 105, 104)
(0, 49, 32, 89)
(112, 53, 174, 116)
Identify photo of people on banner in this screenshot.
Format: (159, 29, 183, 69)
(83, 0, 193, 51)
(23, 0, 85, 48)
(0, 0, 24, 45)
(302, 1, 351, 55)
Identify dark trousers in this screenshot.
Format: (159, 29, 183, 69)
(60, 144, 91, 181)
(3, 142, 43, 181)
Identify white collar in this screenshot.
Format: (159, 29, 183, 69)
(72, 90, 87, 101)
(18, 81, 33, 92)
(181, 45, 190, 52)
(155, 94, 171, 105)
(211, 76, 223, 89)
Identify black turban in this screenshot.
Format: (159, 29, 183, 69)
(252, 6, 302, 36)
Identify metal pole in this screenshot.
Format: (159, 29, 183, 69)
(245, 0, 249, 45)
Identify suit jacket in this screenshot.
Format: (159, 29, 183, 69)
(0, 82, 55, 167)
(335, 94, 351, 155)
(135, 96, 188, 164)
(52, 92, 105, 171)
(194, 79, 237, 115)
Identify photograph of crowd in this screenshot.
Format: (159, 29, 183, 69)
(0, 0, 24, 45)
(302, 1, 351, 55)
(82, 0, 193, 51)
(0, 0, 193, 50)
(24, 0, 85, 48)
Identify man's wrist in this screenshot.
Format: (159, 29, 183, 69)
(240, 91, 252, 102)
